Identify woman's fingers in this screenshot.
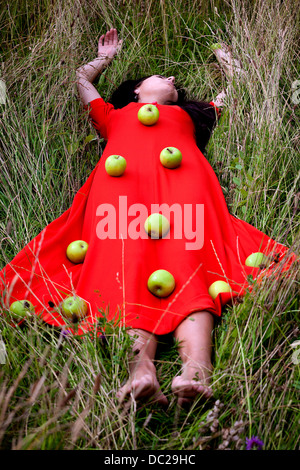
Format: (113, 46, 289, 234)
(98, 35, 105, 47)
(108, 28, 117, 45)
(99, 28, 118, 46)
(104, 30, 110, 45)
(98, 28, 121, 57)
(112, 28, 118, 45)
(108, 28, 116, 45)
(108, 28, 114, 45)
(116, 39, 123, 53)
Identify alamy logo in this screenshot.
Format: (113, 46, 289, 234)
(291, 80, 300, 105)
(0, 79, 6, 104)
(0, 338, 7, 364)
(291, 340, 300, 365)
(95, 196, 204, 250)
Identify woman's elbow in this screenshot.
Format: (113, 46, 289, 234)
(75, 69, 86, 83)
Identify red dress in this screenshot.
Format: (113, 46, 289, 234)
(0, 98, 298, 335)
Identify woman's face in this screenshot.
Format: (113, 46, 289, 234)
(134, 75, 178, 105)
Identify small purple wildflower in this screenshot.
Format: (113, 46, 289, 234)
(100, 334, 108, 346)
(246, 436, 264, 450)
(62, 329, 71, 337)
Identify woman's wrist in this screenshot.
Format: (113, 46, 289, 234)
(97, 53, 114, 64)
(213, 90, 226, 108)
(76, 56, 113, 83)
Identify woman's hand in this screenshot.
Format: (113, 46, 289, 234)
(98, 28, 123, 61)
(76, 28, 122, 106)
(211, 43, 243, 80)
(211, 43, 244, 110)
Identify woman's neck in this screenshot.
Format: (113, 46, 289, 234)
(137, 92, 168, 105)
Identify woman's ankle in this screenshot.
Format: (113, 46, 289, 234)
(182, 357, 212, 373)
(128, 353, 156, 375)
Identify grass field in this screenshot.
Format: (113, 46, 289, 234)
(0, 0, 299, 450)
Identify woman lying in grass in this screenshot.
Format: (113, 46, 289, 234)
(2, 28, 296, 408)
(74, 28, 298, 406)
(75, 28, 229, 406)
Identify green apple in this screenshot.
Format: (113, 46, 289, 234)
(208, 281, 232, 300)
(160, 147, 182, 169)
(137, 104, 159, 126)
(66, 240, 88, 264)
(105, 155, 127, 176)
(61, 295, 88, 322)
(9, 300, 35, 320)
(210, 42, 222, 51)
(245, 252, 268, 268)
(147, 269, 175, 298)
(144, 213, 170, 239)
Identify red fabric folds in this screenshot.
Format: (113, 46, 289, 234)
(1, 98, 298, 335)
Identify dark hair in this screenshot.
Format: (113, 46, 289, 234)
(108, 76, 218, 153)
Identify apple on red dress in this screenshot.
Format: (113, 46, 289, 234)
(105, 155, 127, 176)
(147, 269, 175, 298)
(137, 104, 159, 126)
(160, 147, 182, 169)
(144, 213, 170, 239)
(208, 280, 232, 300)
(9, 300, 35, 320)
(245, 252, 268, 268)
(61, 295, 88, 322)
(66, 240, 89, 264)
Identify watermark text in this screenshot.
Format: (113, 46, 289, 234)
(95, 196, 204, 250)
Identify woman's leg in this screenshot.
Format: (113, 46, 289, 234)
(117, 328, 168, 405)
(172, 310, 214, 405)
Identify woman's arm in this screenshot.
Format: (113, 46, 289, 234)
(212, 43, 243, 81)
(212, 89, 227, 109)
(211, 43, 243, 110)
(76, 28, 122, 106)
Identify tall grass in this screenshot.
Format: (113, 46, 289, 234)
(0, 0, 299, 450)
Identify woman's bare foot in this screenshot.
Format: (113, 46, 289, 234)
(172, 360, 213, 406)
(117, 359, 168, 406)
(173, 311, 215, 406)
(117, 329, 168, 406)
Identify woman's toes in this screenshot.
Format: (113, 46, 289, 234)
(172, 376, 213, 403)
(171, 376, 188, 394)
(193, 383, 213, 399)
(132, 375, 155, 398)
(117, 374, 168, 406)
(151, 390, 169, 407)
(116, 384, 130, 403)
